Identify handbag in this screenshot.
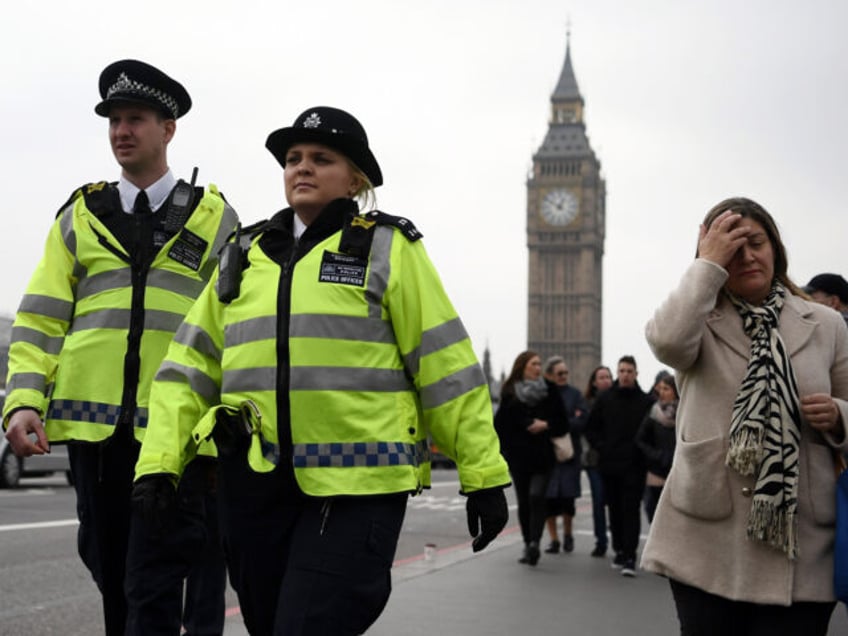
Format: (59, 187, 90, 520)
(835, 451, 848, 604)
(551, 434, 574, 463)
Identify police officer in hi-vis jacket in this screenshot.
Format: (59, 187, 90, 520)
(134, 106, 511, 635)
(3, 59, 237, 635)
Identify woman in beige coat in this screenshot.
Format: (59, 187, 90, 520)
(642, 197, 848, 635)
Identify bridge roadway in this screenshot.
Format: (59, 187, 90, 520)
(223, 477, 848, 635)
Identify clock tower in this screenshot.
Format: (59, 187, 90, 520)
(527, 33, 606, 389)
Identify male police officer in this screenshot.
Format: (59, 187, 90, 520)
(3, 60, 237, 635)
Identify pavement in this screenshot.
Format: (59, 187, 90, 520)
(224, 527, 848, 635)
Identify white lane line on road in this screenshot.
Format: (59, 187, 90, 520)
(427, 480, 460, 487)
(0, 519, 78, 532)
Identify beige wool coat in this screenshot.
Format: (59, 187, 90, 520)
(642, 259, 848, 605)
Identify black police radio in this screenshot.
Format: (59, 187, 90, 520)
(216, 224, 243, 304)
(164, 167, 198, 234)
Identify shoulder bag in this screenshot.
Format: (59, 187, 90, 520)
(551, 434, 574, 463)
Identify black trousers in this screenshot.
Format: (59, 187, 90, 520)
(125, 456, 227, 636)
(510, 468, 551, 545)
(670, 579, 836, 636)
(69, 433, 138, 636)
(602, 469, 644, 560)
(218, 454, 408, 635)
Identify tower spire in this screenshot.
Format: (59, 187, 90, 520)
(552, 23, 581, 102)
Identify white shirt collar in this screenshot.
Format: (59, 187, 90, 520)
(118, 170, 177, 213)
(293, 213, 307, 240)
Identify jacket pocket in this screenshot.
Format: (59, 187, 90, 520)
(667, 435, 733, 520)
(805, 442, 836, 526)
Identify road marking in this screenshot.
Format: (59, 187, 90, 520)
(0, 519, 78, 533)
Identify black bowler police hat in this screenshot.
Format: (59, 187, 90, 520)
(265, 106, 383, 187)
(94, 59, 191, 119)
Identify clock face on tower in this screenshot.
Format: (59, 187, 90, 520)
(540, 188, 578, 226)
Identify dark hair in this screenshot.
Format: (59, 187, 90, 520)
(657, 375, 679, 400)
(699, 197, 804, 297)
(584, 365, 612, 400)
(618, 355, 637, 369)
(501, 350, 540, 398)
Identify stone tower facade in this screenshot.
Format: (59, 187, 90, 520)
(526, 35, 606, 390)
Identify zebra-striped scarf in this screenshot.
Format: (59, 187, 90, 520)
(725, 282, 802, 559)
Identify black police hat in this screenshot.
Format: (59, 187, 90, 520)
(803, 273, 848, 304)
(265, 107, 383, 187)
(95, 59, 191, 120)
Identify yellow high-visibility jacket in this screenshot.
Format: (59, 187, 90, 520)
(3, 181, 238, 445)
(136, 199, 510, 496)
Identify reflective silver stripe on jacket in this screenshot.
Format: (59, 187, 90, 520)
(404, 317, 470, 377)
(292, 440, 428, 468)
(75, 268, 206, 302)
(224, 316, 277, 348)
(10, 326, 64, 355)
(6, 372, 47, 394)
(199, 201, 239, 281)
(419, 363, 486, 410)
(173, 323, 222, 361)
(18, 295, 74, 323)
(289, 314, 395, 344)
(219, 366, 411, 394)
(46, 399, 149, 428)
(68, 309, 185, 334)
(59, 205, 88, 282)
(290, 367, 412, 392)
(364, 226, 393, 319)
(222, 367, 277, 394)
(156, 360, 220, 405)
(59, 205, 76, 252)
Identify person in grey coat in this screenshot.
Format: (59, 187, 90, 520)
(643, 197, 848, 635)
(541, 356, 589, 554)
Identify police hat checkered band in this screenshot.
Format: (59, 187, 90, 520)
(107, 72, 181, 118)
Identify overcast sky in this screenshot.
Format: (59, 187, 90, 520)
(1, 0, 846, 387)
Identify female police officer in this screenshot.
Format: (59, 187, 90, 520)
(133, 106, 510, 635)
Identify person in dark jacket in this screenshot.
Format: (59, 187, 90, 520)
(585, 355, 653, 577)
(635, 374, 678, 523)
(583, 365, 614, 557)
(495, 351, 568, 566)
(541, 356, 589, 554)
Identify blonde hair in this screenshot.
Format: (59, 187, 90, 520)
(348, 161, 377, 211)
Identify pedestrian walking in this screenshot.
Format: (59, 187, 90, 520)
(2, 59, 237, 635)
(643, 197, 848, 635)
(583, 365, 613, 557)
(134, 106, 510, 635)
(495, 351, 568, 566)
(541, 356, 588, 555)
(585, 355, 653, 577)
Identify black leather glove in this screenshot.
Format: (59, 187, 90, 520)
(131, 474, 177, 539)
(465, 486, 509, 552)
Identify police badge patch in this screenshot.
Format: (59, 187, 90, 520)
(168, 228, 208, 271)
(319, 251, 368, 287)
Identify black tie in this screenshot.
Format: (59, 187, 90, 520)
(133, 190, 152, 215)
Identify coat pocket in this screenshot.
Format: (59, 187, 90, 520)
(804, 442, 837, 526)
(667, 436, 733, 520)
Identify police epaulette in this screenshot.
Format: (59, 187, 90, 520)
(55, 181, 115, 218)
(363, 211, 423, 242)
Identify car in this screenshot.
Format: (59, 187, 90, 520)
(429, 442, 456, 469)
(0, 435, 72, 487)
(0, 391, 72, 488)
